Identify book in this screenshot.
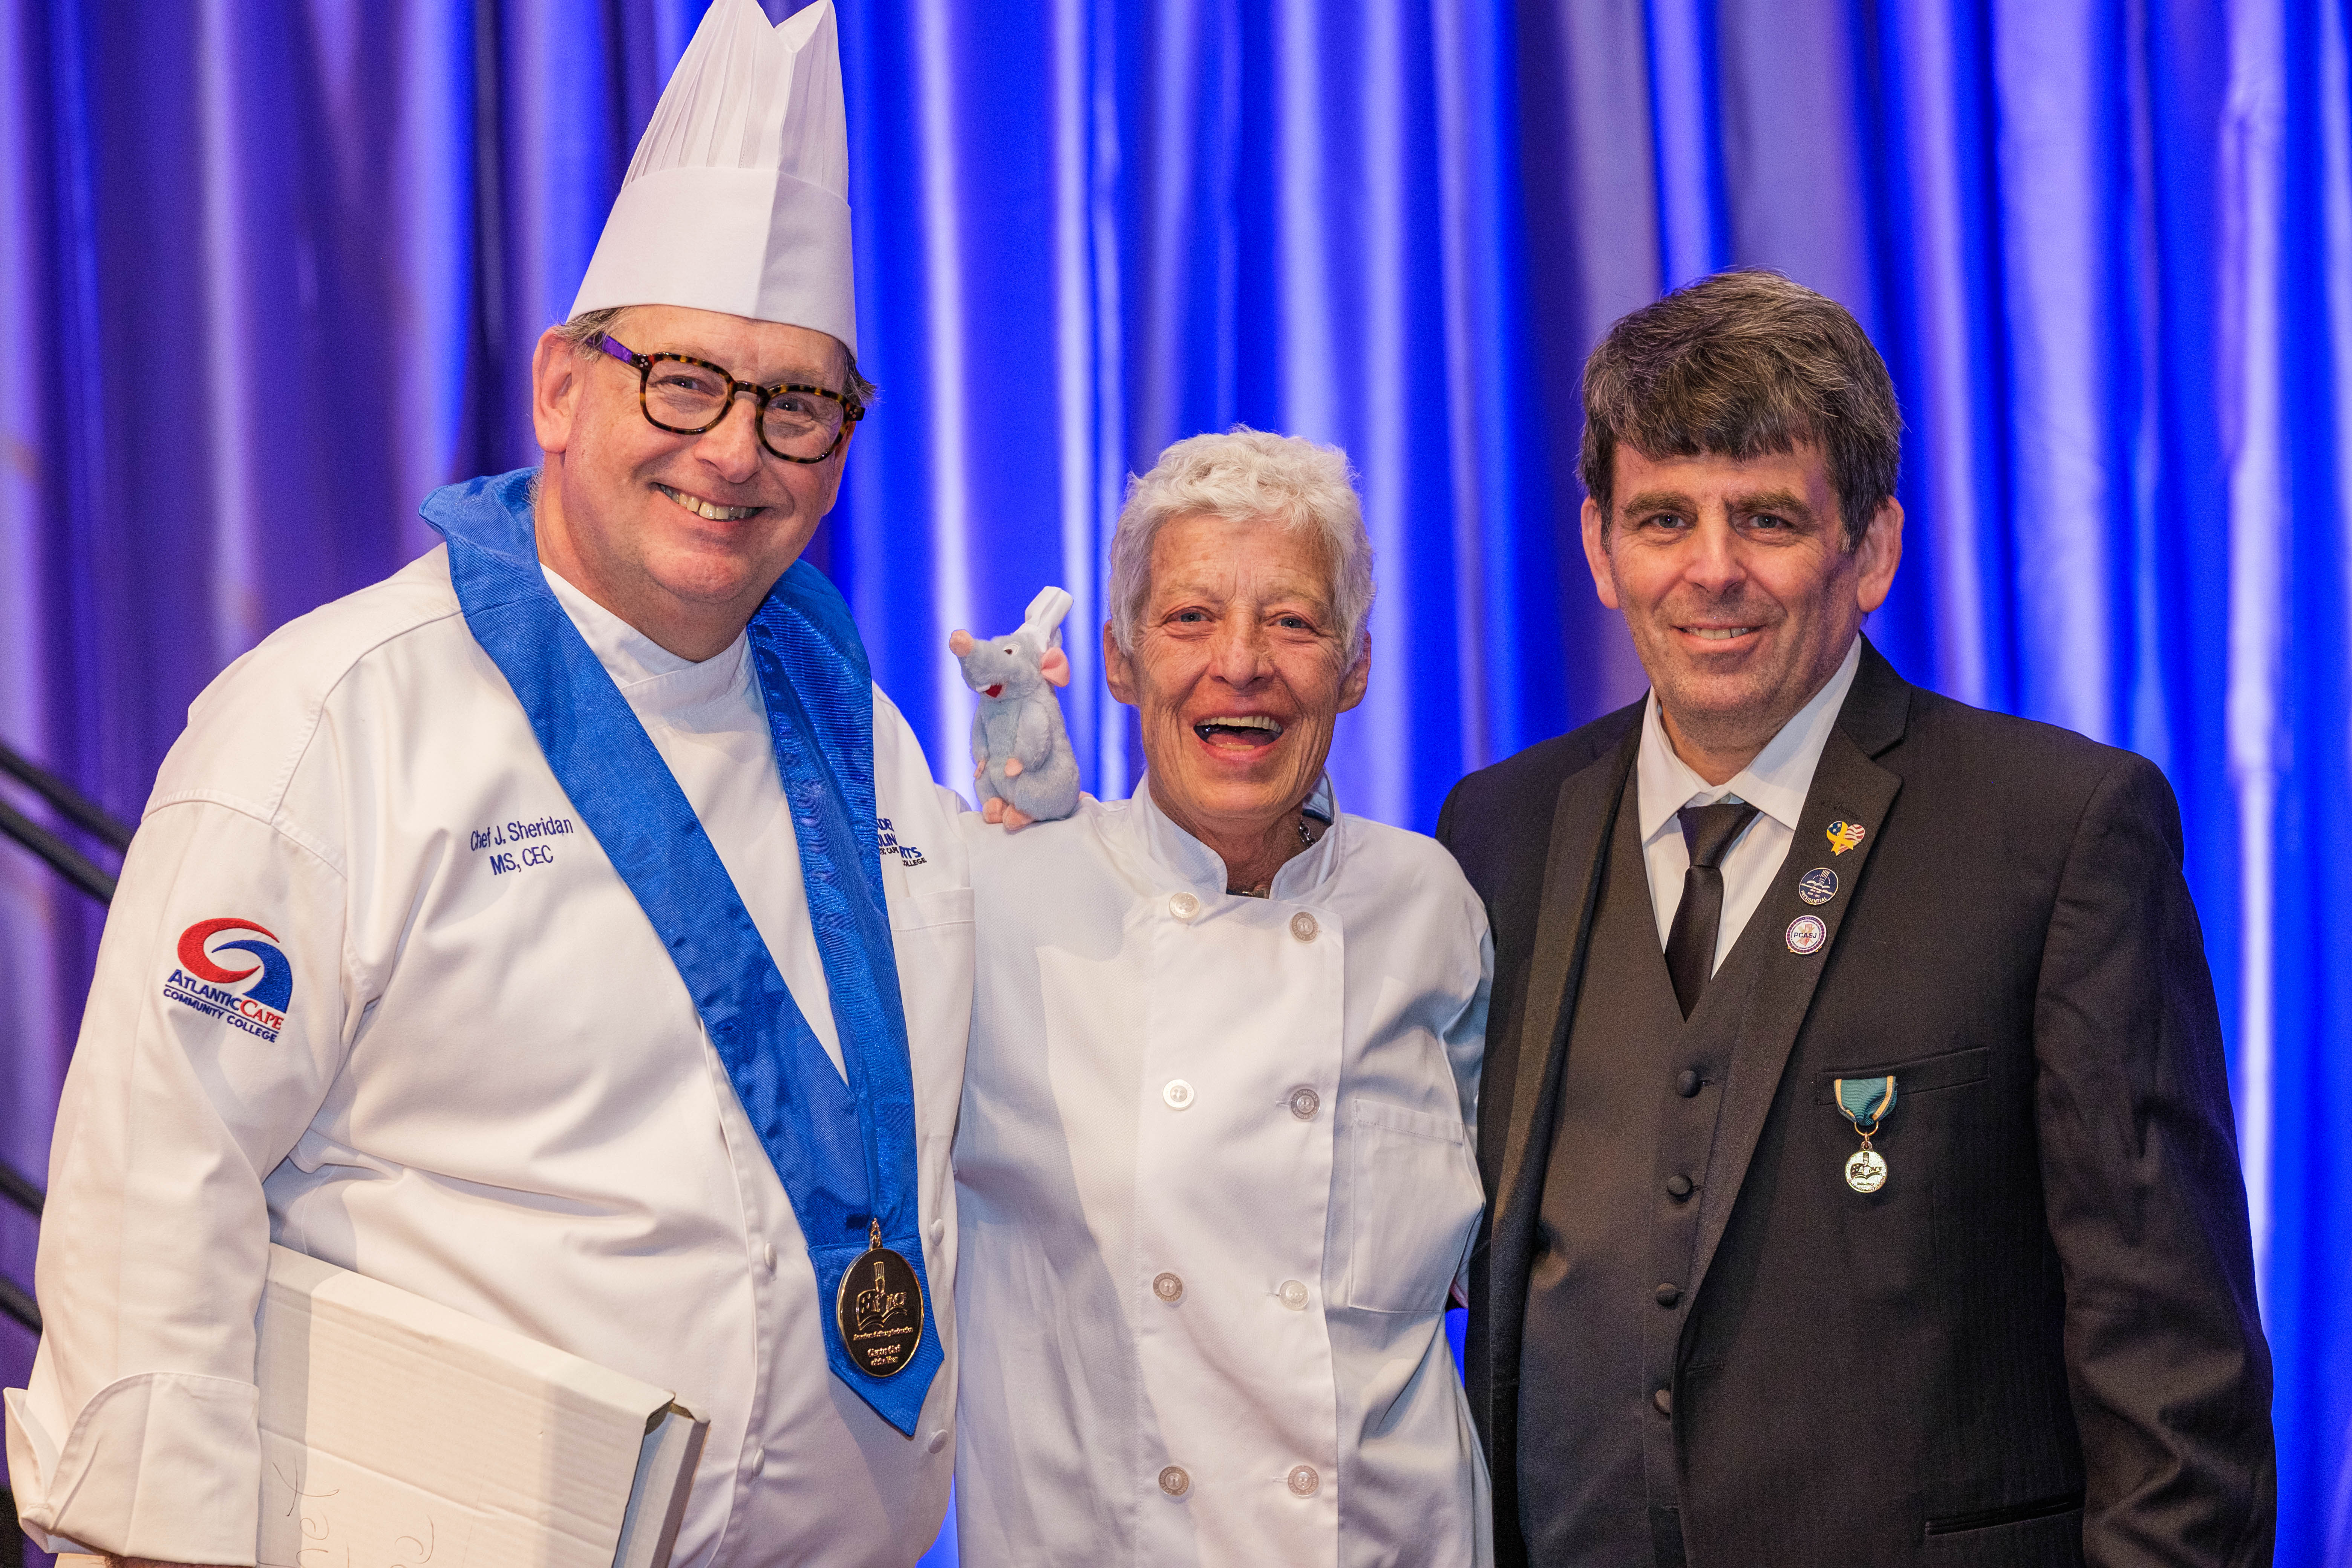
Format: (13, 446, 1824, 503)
(253, 1245, 707, 1568)
(12, 1245, 708, 1568)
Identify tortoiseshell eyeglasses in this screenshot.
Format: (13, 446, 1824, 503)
(597, 335, 864, 464)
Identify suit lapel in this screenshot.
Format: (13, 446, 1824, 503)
(1491, 724, 1642, 1273)
(1688, 643, 1910, 1293)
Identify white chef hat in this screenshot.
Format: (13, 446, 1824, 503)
(570, 0, 858, 356)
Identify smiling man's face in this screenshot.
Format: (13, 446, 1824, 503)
(1583, 440, 1901, 781)
(530, 303, 853, 661)
(1105, 512, 1369, 854)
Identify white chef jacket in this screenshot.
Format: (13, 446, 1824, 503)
(951, 779, 1494, 1568)
(1637, 637, 1862, 971)
(5, 545, 973, 1566)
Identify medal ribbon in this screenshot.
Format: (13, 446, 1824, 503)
(427, 469, 939, 1433)
(1834, 1075, 1898, 1136)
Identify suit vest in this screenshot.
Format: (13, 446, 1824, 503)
(1516, 770, 1774, 1568)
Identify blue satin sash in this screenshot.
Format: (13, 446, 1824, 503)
(425, 468, 939, 1432)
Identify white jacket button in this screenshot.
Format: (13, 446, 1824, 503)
(1287, 1086, 1320, 1120)
(1278, 1279, 1310, 1311)
(1159, 1465, 1191, 1498)
(1286, 1464, 1320, 1497)
(751, 1446, 767, 1477)
(1170, 892, 1200, 920)
(927, 1428, 949, 1454)
(1153, 1271, 1185, 1303)
(1288, 911, 1318, 942)
(763, 1242, 778, 1272)
(1162, 1078, 1196, 1110)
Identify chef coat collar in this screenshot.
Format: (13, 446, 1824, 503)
(1121, 772, 1347, 903)
(541, 565, 755, 717)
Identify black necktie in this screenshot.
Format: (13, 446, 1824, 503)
(1665, 801, 1761, 1018)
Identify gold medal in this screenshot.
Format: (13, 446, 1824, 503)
(835, 1220, 926, 1378)
(1844, 1145, 1888, 1193)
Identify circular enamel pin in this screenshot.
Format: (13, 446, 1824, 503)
(1785, 914, 1827, 954)
(836, 1222, 925, 1378)
(1797, 867, 1839, 906)
(1845, 1147, 1889, 1193)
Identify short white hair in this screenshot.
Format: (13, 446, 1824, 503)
(1107, 428, 1374, 668)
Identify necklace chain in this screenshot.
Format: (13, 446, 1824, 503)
(1228, 813, 1319, 897)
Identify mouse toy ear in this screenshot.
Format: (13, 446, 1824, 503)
(1039, 647, 1071, 687)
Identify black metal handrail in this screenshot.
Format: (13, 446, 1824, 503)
(0, 796, 116, 903)
(0, 1155, 43, 1338)
(0, 1274, 35, 1335)
(0, 740, 134, 853)
(0, 738, 111, 1348)
(0, 737, 130, 905)
(0, 1159, 40, 1220)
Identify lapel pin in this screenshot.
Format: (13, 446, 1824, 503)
(1825, 820, 1867, 855)
(1785, 914, 1827, 954)
(1797, 867, 1839, 905)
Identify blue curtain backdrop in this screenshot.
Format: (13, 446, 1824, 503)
(2, 0, 2348, 1560)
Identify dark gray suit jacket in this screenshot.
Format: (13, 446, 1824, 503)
(1437, 640, 2274, 1567)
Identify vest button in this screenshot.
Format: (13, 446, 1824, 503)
(1676, 1069, 1701, 1098)
(1655, 1282, 1681, 1307)
(1665, 1173, 1694, 1199)
(1653, 1388, 1674, 1417)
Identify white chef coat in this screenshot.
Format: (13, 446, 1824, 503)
(1637, 637, 1862, 970)
(951, 779, 1494, 1568)
(5, 545, 973, 1566)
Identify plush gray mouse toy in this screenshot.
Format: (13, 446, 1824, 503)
(948, 586, 1081, 828)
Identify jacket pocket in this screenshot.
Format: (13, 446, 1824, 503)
(894, 884, 974, 931)
(1341, 1099, 1484, 1314)
(1813, 1043, 1991, 1104)
(1922, 1493, 2085, 1568)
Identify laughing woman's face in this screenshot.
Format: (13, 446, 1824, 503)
(1104, 513, 1368, 852)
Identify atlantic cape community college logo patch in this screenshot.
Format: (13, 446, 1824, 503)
(163, 917, 294, 1042)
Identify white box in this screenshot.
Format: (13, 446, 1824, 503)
(252, 1245, 706, 1568)
(10, 1246, 706, 1565)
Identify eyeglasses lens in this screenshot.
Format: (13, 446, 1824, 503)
(645, 361, 730, 428)
(760, 390, 847, 461)
(640, 355, 845, 460)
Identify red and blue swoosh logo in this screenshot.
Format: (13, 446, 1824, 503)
(163, 917, 293, 1040)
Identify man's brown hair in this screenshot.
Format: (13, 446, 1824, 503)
(1579, 269, 1902, 547)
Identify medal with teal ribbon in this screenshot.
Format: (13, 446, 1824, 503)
(1834, 1075, 1897, 1193)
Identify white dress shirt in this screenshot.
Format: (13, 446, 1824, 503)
(951, 780, 1494, 1568)
(6, 547, 972, 1566)
(1637, 638, 1862, 969)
